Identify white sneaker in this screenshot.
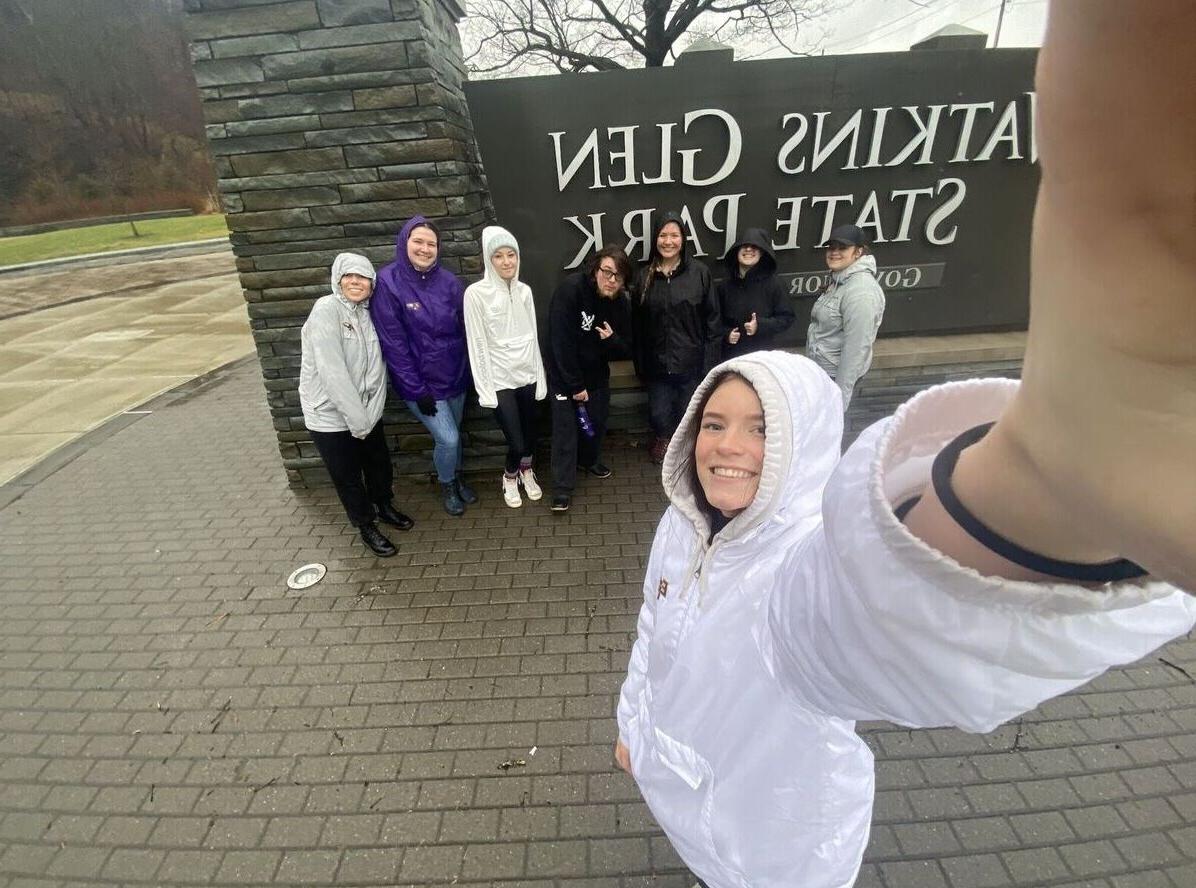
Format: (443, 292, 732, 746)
(502, 474, 522, 508)
(519, 467, 542, 500)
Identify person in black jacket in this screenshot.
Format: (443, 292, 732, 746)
(546, 245, 634, 512)
(717, 227, 796, 360)
(632, 211, 720, 464)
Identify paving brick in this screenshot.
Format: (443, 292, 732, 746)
(3, 315, 1195, 888)
(941, 853, 1013, 887)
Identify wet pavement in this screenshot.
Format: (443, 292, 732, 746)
(0, 352, 1194, 887)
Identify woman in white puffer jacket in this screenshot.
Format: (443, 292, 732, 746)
(616, 352, 1194, 887)
(615, 3, 1196, 885)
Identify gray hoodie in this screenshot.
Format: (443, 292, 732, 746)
(805, 253, 885, 409)
(299, 253, 387, 438)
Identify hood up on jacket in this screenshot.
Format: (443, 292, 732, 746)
(377, 214, 444, 297)
(477, 225, 522, 295)
(721, 227, 777, 281)
(330, 252, 377, 305)
(834, 251, 877, 284)
(661, 350, 844, 542)
(646, 209, 693, 272)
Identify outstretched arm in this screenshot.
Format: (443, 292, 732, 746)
(904, 0, 1196, 591)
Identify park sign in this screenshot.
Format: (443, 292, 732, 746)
(465, 47, 1039, 341)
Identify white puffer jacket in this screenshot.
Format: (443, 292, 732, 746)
(616, 350, 1195, 888)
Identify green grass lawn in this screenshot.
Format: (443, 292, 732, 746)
(0, 214, 230, 266)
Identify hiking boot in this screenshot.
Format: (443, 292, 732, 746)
(441, 481, 465, 516)
(376, 502, 414, 531)
(454, 476, 478, 505)
(359, 523, 397, 557)
(502, 473, 522, 508)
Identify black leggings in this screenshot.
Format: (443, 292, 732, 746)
(494, 384, 539, 474)
(308, 421, 394, 527)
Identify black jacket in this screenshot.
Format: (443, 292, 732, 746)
(546, 270, 631, 395)
(717, 227, 796, 360)
(632, 211, 720, 380)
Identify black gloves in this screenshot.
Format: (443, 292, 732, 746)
(415, 395, 438, 417)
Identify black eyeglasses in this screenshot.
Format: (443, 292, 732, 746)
(597, 266, 624, 282)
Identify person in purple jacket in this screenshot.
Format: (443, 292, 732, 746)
(371, 216, 479, 516)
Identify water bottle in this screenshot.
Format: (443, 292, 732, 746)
(576, 404, 595, 438)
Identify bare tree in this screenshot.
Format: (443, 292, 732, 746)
(463, 0, 835, 76)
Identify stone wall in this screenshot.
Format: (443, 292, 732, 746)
(183, 0, 493, 485)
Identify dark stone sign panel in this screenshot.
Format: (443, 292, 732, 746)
(466, 48, 1039, 342)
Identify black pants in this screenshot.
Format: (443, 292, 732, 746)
(550, 385, 610, 495)
(309, 421, 394, 527)
(493, 384, 538, 474)
(646, 373, 699, 439)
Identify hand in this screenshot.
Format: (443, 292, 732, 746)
(614, 739, 631, 774)
(596, 322, 614, 340)
(744, 313, 758, 336)
(727, 328, 740, 345)
(415, 395, 438, 417)
(572, 389, 589, 402)
(905, 1, 1196, 590)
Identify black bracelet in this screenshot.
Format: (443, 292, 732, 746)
(931, 423, 1147, 582)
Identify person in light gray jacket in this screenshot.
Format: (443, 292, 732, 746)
(805, 224, 885, 409)
(299, 252, 414, 557)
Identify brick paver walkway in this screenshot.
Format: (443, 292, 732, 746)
(1, 360, 1193, 887)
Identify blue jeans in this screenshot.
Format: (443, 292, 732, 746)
(405, 392, 466, 483)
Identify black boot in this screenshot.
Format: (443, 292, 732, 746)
(359, 523, 397, 557)
(376, 502, 414, 530)
(454, 476, 478, 505)
(441, 481, 465, 516)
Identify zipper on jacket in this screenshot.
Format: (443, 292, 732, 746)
(695, 539, 721, 609)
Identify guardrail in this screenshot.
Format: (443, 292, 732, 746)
(0, 209, 195, 238)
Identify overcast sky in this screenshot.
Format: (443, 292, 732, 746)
(814, 0, 1047, 55)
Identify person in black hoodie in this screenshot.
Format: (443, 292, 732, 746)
(632, 211, 720, 464)
(545, 245, 634, 512)
(717, 227, 795, 361)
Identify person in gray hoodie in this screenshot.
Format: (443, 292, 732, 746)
(299, 252, 414, 557)
(805, 224, 886, 409)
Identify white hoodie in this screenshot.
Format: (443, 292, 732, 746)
(463, 226, 546, 408)
(617, 350, 1195, 888)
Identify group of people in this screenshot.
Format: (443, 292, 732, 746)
(296, 3, 1194, 886)
(298, 211, 885, 556)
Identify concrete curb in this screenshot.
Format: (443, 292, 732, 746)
(0, 237, 232, 277)
(0, 353, 256, 511)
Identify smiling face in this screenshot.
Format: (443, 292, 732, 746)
(491, 246, 518, 282)
(737, 243, 761, 274)
(655, 221, 684, 264)
(825, 241, 863, 273)
(694, 375, 766, 518)
(406, 224, 439, 271)
(339, 272, 373, 303)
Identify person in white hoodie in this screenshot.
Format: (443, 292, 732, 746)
(464, 226, 547, 508)
(299, 253, 414, 557)
(615, 3, 1196, 885)
(805, 224, 885, 410)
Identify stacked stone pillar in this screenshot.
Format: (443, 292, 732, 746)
(184, 0, 492, 484)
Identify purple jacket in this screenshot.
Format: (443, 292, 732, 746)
(370, 216, 470, 401)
